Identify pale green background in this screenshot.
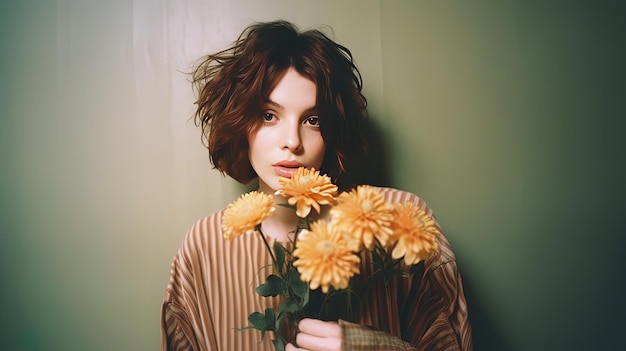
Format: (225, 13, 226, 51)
(1, 1, 624, 350)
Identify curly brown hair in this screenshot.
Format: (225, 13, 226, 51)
(192, 20, 369, 190)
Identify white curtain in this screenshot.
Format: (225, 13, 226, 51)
(1, 1, 383, 350)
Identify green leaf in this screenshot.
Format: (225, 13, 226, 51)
(272, 338, 285, 351)
(300, 285, 310, 307)
(273, 241, 285, 272)
(246, 309, 276, 341)
(264, 308, 276, 328)
(247, 312, 268, 331)
(288, 267, 309, 299)
(278, 298, 300, 313)
(256, 274, 287, 297)
(275, 312, 287, 330)
(233, 325, 256, 332)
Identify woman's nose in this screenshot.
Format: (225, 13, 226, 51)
(281, 122, 303, 153)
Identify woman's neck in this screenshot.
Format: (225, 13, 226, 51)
(261, 203, 300, 242)
(260, 193, 330, 242)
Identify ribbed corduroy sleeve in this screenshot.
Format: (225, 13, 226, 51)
(339, 188, 473, 351)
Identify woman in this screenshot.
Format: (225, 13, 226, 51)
(161, 20, 472, 351)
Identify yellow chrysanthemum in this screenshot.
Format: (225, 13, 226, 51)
(222, 191, 276, 240)
(275, 167, 338, 218)
(389, 203, 440, 265)
(293, 220, 360, 293)
(330, 185, 394, 251)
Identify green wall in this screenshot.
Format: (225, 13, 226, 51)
(378, 2, 626, 350)
(1, 1, 624, 350)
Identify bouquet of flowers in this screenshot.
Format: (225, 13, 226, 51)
(221, 168, 441, 351)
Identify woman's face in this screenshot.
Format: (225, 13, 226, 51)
(248, 68, 326, 194)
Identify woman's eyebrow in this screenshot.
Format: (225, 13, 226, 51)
(264, 100, 282, 110)
(264, 99, 318, 114)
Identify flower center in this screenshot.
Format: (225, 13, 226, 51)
(300, 175, 313, 185)
(361, 199, 375, 213)
(240, 205, 253, 216)
(316, 240, 335, 256)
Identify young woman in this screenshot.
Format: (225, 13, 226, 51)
(160, 20, 472, 351)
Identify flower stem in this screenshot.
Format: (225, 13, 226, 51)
(256, 226, 277, 268)
(292, 217, 309, 248)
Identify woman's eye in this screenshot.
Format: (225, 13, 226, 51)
(263, 113, 276, 122)
(304, 116, 320, 126)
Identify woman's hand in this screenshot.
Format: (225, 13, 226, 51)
(285, 318, 342, 351)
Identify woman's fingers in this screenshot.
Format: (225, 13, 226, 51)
(295, 319, 342, 351)
(285, 343, 303, 351)
(296, 333, 340, 351)
(298, 318, 341, 337)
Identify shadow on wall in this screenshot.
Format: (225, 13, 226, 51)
(363, 116, 509, 350)
(350, 116, 392, 188)
(458, 255, 510, 351)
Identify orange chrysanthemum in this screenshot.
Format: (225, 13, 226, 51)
(389, 203, 440, 265)
(293, 220, 361, 293)
(330, 185, 394, 251)
(275, 168, 337, 218)
(222, 191, 276, 240)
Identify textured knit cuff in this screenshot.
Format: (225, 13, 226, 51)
(339, 319, 411, 351)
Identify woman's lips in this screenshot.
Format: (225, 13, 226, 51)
(273, 165, 299, 178)
(272, 161, 303, 178)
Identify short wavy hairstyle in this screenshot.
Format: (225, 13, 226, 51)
(192, 20, 369, 190)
